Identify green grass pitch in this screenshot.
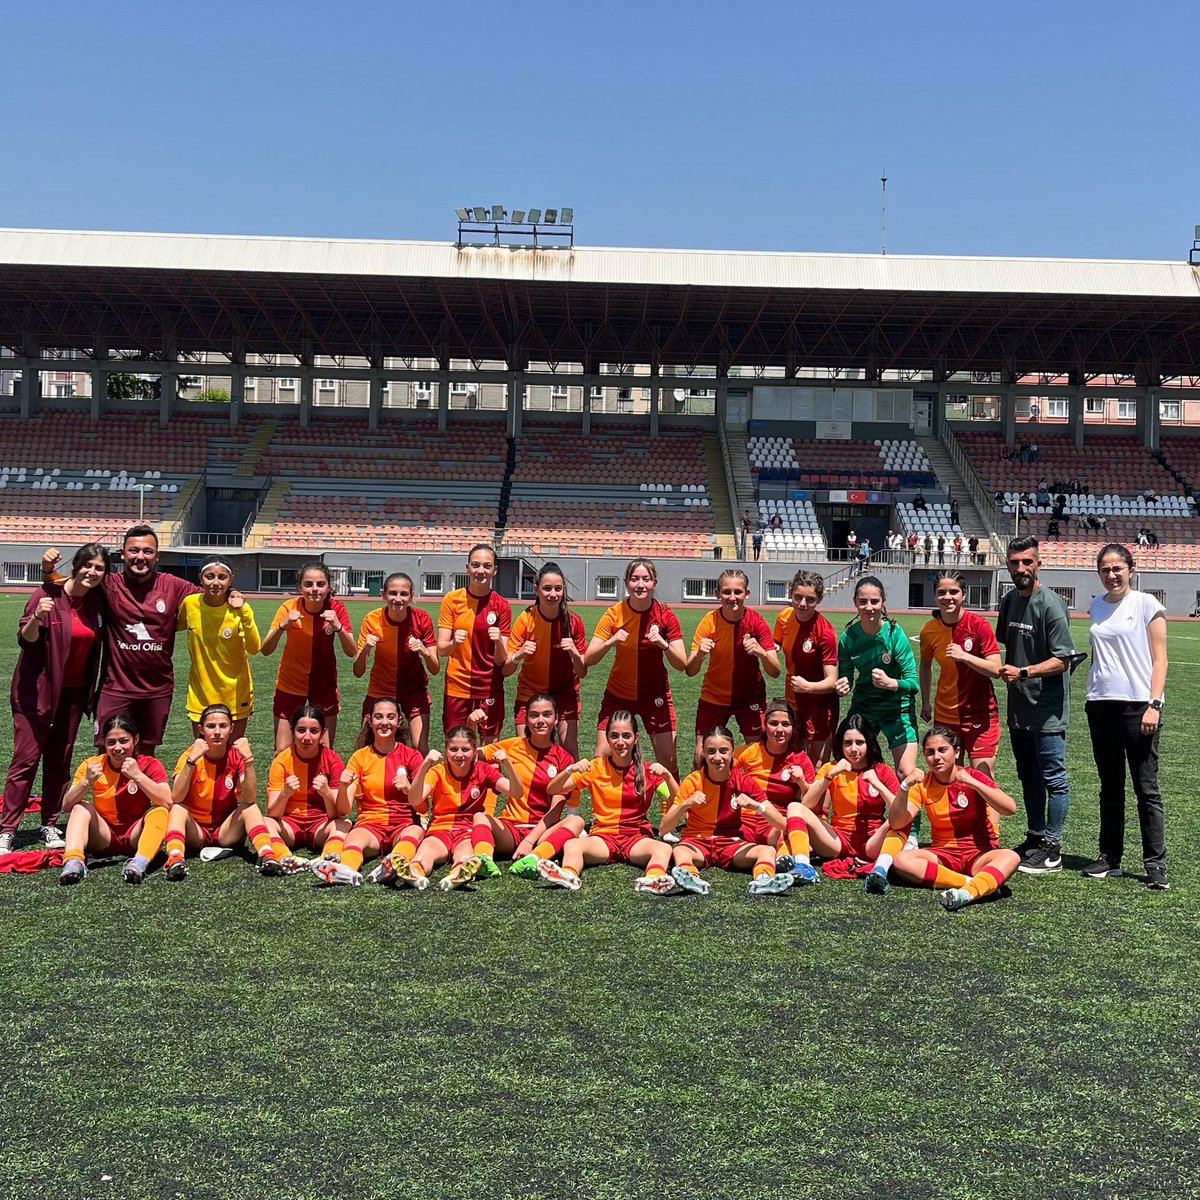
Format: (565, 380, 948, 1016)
(0, 595, 1196, 1200)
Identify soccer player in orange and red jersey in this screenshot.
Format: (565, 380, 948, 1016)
(310, 698, 428, 888)
(261, 562, 356, 751)
(437, 545, 511, 745)
(734, 699, 820, 885)
(918, 571, 1003, 777)
(503, 563, 587, 756)
(773, 569, 840, 764)
(685, 569, 779, 764)
(539, 710, 679, 894)
(58, 713, 172, 886)
(888, 725, 1020, 911)
(163, 703, 279, 880)
(661, 726, 793, 896)
(265, 702, 347, 863)
(354, 572, 439, 754)
(584, 559, 687, 781)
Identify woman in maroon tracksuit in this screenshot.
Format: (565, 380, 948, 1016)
(0, 543, 108, 853)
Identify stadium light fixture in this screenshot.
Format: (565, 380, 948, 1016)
(510, 209, 526, 223)
(527, 208, 542, 223)
(491, 205, 506, 222)
(545, 208, 558, 223)
(561, 207, 573, 224)
(455, 208, 470, 221)
(473, 207, 487, 222)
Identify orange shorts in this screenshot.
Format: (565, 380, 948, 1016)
(596, 690, 676, 737)
(593, 825, 654, 863)
(694, 697, 765, 740)
(681, 835, 748, 871)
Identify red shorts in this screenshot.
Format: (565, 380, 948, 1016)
(681, 835, 748, 871)
(102, 816, 140, 857)
(363, 692, 431, 722)
(958, 718, 1001, 760)
(443, 693, 504, 739)
(593, 825, 654, 864)
(281, 810, 332, 850)
(829, 825, 872, 862)
(927, 844, 990, 875)
(274, 688, 340, 721)
(425, 823, 474, 853)
(596, 690, 676, 737)
(192, 819, 228, 849)
(354, 822, 419, 851)
(94, 691, 173, 750)
(514, 688, 581, 725)
(496, 816, 537, 845)
(694, 697, 765, 740)
(793, 696, 840, 742)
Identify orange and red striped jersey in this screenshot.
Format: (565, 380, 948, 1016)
(270, 597, 353, 699)
(425, 759, 504, 830)
(674, 766, 766, 840)
(734, 743, 816, 808)
(171, 747, 246, 826)
(507, 606, 587, 702)
(571, 757, 665, 837)
(343, 744, 425, 828)
(691, 608, 775, 707)
(482, 737, 575, 824)
(438, 589, 512, 699)
(906, 768, 1000, 855)
(592, 599, 682, 702)
(773, 609, 838, 706)
(268, 745, 344, 818)
(72, 753, 167, 829)
(919, 611, 1000, 727)
(813, 760, 899, 847)
(358, 606, 436, 700)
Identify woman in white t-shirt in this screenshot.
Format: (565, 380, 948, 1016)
(1084, 544, 1168, 889)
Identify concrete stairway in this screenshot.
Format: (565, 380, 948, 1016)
(155, 477, 202, 546)
(916, 435, 992, 543)
(234, 420, 277, 478)
(702, 434, 738, 559)
(244, 479, 292, 548)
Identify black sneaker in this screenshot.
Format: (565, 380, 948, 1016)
(1081, 856, 1122, 880)
(1144, 867, 1170, 891)
(1012, 830, 1041, 859)
(1017, 838, 1063, 874)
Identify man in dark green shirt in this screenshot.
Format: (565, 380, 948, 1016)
(995, 536, 1077, 874)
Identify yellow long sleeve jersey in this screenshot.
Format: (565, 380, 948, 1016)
(178, 594, 261, 721)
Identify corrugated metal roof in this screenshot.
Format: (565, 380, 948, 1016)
(1, 226, 1197, 300)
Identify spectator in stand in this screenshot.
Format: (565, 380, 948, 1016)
(1076, 513, 1090, 532)
(952, 534, 964, 564)
(923, 534, 933, 565)
(1029, 441, 1039, 463)
(1146, 530, 1158, 548)
(887, 530, 903, 559)
(936, 533, 946, 565)
(1047, 519, 1061, 541)
(1095, 515, 1108, 531)
(751, 521, 764, 562)
(912, 493, 927, 512)
(949, 499, 960, 526)
(1037, 478, 1049, 494)
(769, 513, 783, 530)
(847, 529, 858, 556)
(1036, 488, 1050, 507)
(1019, 439, 1030, 464)
(968, 534, 981, 565)
(740, 511, 752, 558)
(907, 531, 919, 563)
(856, 538, 871, 576)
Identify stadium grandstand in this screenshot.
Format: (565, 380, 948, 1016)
(2, 226, 1200, 612)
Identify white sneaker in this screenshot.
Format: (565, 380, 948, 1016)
(0, 832, 14, 855)
(903, 832, 920, 852)
(39, 825, 66, 851)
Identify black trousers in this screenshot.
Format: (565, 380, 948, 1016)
(1084, 700, 1166, 871)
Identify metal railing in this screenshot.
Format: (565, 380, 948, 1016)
(941, 425, 1009, 563)
(183, 532, 245, 548)
(716, 420, 745, 551)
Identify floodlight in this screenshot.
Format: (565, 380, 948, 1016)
(561, 207, 573, 223)
(491, 205, 505, 221)
(511, 210, 526, 223)
(528, 208, 542, 223)
(545, 208, 558, 223)
(455, 208, 470, 221)
(1195, 224, 1200, 239)
(473, 207, 487, 221)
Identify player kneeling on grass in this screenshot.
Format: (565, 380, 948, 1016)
(661, 725, 792, 897)
(311, 698, 430, 889)
(164, 704, 281, 880)
(59, 713, 172, 886)
(410, 726, 523, 891)
(539, 710, 679, 894)
(887, 725, 1020, 912)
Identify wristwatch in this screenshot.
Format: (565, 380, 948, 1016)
(1148, 698, 1164, 711)
(1018, 668, 1029, 681)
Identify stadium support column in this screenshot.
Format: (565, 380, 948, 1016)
(90, 342, 108, 422)
(716, 374, 729, 426)
(229, 364, 245, 427)
(931, 389, 946, 439)
(368, 370, 384, 431)
(649, 363, 661, 438)
(159, 368, 176, 427)
(1138, 386, 1160, 451)
(1001, 388, 1016, 445)
(299, 375, 313, 429)
(18, 359, 38, 418)
(1068, 387, 1084, 447)
(507, 371, 524, 438)
(437, 363, 451, 433)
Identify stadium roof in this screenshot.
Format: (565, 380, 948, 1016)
(2, 227, 1199, 377)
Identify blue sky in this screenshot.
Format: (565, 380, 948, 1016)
(4, 0, 1196, 260)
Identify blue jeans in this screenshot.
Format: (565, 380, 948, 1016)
(1009, 728, 1069, 842)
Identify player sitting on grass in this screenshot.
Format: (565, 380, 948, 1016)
(886, 725, 1021, 912)
(59, 713, 172, 886)
(539, 710, 679, 894)
(409, 726, 523, 891)
(661, 725, 792, 896)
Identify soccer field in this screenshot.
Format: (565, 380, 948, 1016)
(0, 594, 1195, 1200)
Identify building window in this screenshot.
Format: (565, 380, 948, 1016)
(1117, 400, 1137, 420)
(1052, 586, 1076, 611)
(1160, 400, 1181, 421)
(1145, 588, 1166, 606)
(260, 567, 297, 590)
(450, 381, 476, 396)
(413, 380, 432, 397)
(422, 572, 444, 595)
(244, 377, 256, 389)
(683, 578, 719, 601)
(1046, 398, 1069, 418)
(997, 582, 1015, 606)
(318, 379, 336, 391)
(1085, 397, 1104, 416)
(278, 378, 297, 390)
(550, 384, 568, 400)
(766, 580, 788, 603)
(53, 384, 74, 398)
(451, 572, 470, 591)
(3, 561, 35, 583)
(590, 386, 603, 400)
(968, 584, 991, 609)
(595, 575, 618, 599)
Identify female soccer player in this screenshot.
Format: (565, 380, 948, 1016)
(313, 698, 428, 888)
(734, 699, 819, 884)
(437, 544, 511, 745)
(503, 563, 587, 755)
(584, 559, 687, 781)
(354, 571, 439, 754)
(1083, 543, 1169, 889)
(661, 726, 793, 896)
(800, 713, 902, 891)
(685, 569, 779, 763)
(2, 541, 106, 856)
(408, 726, 522, 889)
(539, 710, 679, 893)
(888, 725, 1020, 911)
(164, 703, 276, 879)
(773, 569, 840, 764)
(177, 558, 261, 739)
(58, 713, 172, 886)
(835, 575, 920, 779)
(265, 702, 348, 860)
(918, 571, 1002, 777)
(261, 563, 355, 751)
